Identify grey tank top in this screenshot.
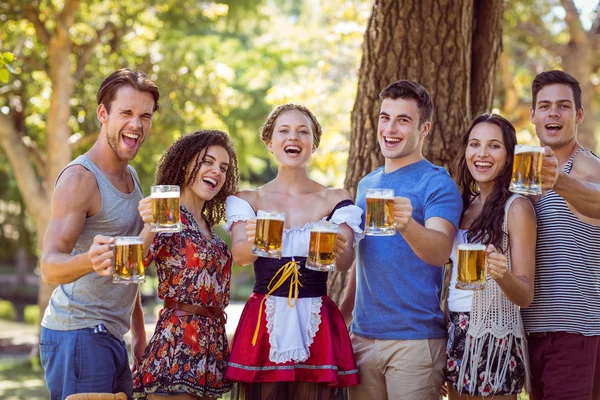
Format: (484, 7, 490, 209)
(41, 155, 144, 340)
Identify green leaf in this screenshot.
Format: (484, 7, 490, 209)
(2, 52, 15, 63)
(0, 69, 9, 83)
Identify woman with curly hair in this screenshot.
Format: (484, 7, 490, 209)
(133, 130, 239, 399)
(444, 114, 536, 398)
(224, 104, 361, 399)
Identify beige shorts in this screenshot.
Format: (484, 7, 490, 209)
(349, 333, 446, 400)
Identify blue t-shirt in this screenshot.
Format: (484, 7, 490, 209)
(351, 160, 462, 340)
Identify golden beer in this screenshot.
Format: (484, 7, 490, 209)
(113, 236, 145, 284)
(151, 185, 181, 232)
(365, 189, 395, 236)
(253, 210, 285, 258)
(456, 243, 486, 290)
(509, 145, 544, 195)
(306, 222, 338, 272)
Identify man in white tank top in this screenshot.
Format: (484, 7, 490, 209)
(521, 70, 600, 399)
(39, 69, 159, 400)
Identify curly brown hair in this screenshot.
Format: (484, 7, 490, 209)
(260, 104, 323, 148)
(155, 130, 239, 227)
(456, 113, 517, 250)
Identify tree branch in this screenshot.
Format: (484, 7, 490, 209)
(23, 4, 50, 46)
(499, 52, 519, 113)
(515, 21, 564, 56)
(73, 22, 117, 81)
(0, 114, 48, 223)
(560, 0, 588, 45)
(57, 0, 80, 29)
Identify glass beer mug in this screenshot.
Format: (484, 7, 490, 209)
(252, 210, 285, 259)
(112, 236, 145, 284)
(455, 243, 486, 290)
(306, 222, 338, 272)
(151, 185, 181, 232)
(365, 188, 395, 236)
(509, 145, 544, 196)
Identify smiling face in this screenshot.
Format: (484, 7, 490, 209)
(267, 109, 316, 168)
(530, 83, 584, 149)
(186, 145, 230, 201)
(377, 98, 430, 169)
(465, 122, 508, 185)
(98, 85, 155, 161)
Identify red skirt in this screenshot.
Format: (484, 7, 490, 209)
(225, 293, 359, 387)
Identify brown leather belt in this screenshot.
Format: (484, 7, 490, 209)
(164, 299, 227, 324)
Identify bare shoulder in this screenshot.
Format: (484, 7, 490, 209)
(325, 187, 353, 204)
(54, 165, 98, 206)
(235, 189, 260, 208)
(571, 149, 600, 184)
(508, 196, 536, 229)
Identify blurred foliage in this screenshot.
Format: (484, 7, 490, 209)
(495, 0, 600, 146)
(0, 51, 15, 83)
(0, 300, 16, 321)
(0, 0, 368, 297)
(0, 0, 597, 298)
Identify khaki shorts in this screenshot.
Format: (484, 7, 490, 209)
(349, 333, 446, 400)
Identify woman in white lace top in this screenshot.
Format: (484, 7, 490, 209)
(445, 114, 536, 398)
(224, 104, 362, 399)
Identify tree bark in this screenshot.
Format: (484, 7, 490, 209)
(470, 0, 503, 117)
(331, 0, 503, 304)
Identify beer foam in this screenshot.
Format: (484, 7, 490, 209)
(515, 145, 544, 154)
(257, 210, 285, 221)
(114, 236, 143, 245)
(457, 243, 486, 251)
(151, 191, 180, 198)
(311, 225, 338, 233)
(365, 189, 394, 199)
(260, 215, 285, 221)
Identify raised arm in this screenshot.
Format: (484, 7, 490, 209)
(488, 197, 536, 308)
(230, 219, 258, 266)
(40, 166, 111, 285)
(330, 189, 357, 272)
(398, 214, 456, 266)
(542, 147, 600, 219)
(137, 196, 157, 255)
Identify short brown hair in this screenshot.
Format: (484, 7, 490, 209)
(97, 69, 160, 113)
(379, 80, 433, 126)
(532, 70, 582, 111)
(260, 104, 323, 148)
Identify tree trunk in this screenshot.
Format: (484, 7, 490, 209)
(330, 0, 503, 304)
(561, 47, 597, 151)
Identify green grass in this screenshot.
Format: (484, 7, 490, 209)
(0, 358, 48, 400)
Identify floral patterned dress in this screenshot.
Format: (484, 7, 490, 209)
(133, 206, 233, 399)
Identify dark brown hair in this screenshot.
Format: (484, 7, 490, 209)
(155, 130, 239, 226)
(379, 80, 433, 127)
(260, 104, 323, 148)
(456, 113, 517, 250)
(532, 70, 582, 111)
(97, 68, 160, 113)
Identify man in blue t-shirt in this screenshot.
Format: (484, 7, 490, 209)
(340, 80, 462, 399)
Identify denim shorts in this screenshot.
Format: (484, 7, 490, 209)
(40, 325, 133, 400)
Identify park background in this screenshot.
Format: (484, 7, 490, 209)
(0, 0, 599, 398)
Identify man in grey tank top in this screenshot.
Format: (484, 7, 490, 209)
(39, 69, 159, 400)
(521, 70, 600, 399)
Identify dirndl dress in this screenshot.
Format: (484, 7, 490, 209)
(224, 195, 362, 390)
